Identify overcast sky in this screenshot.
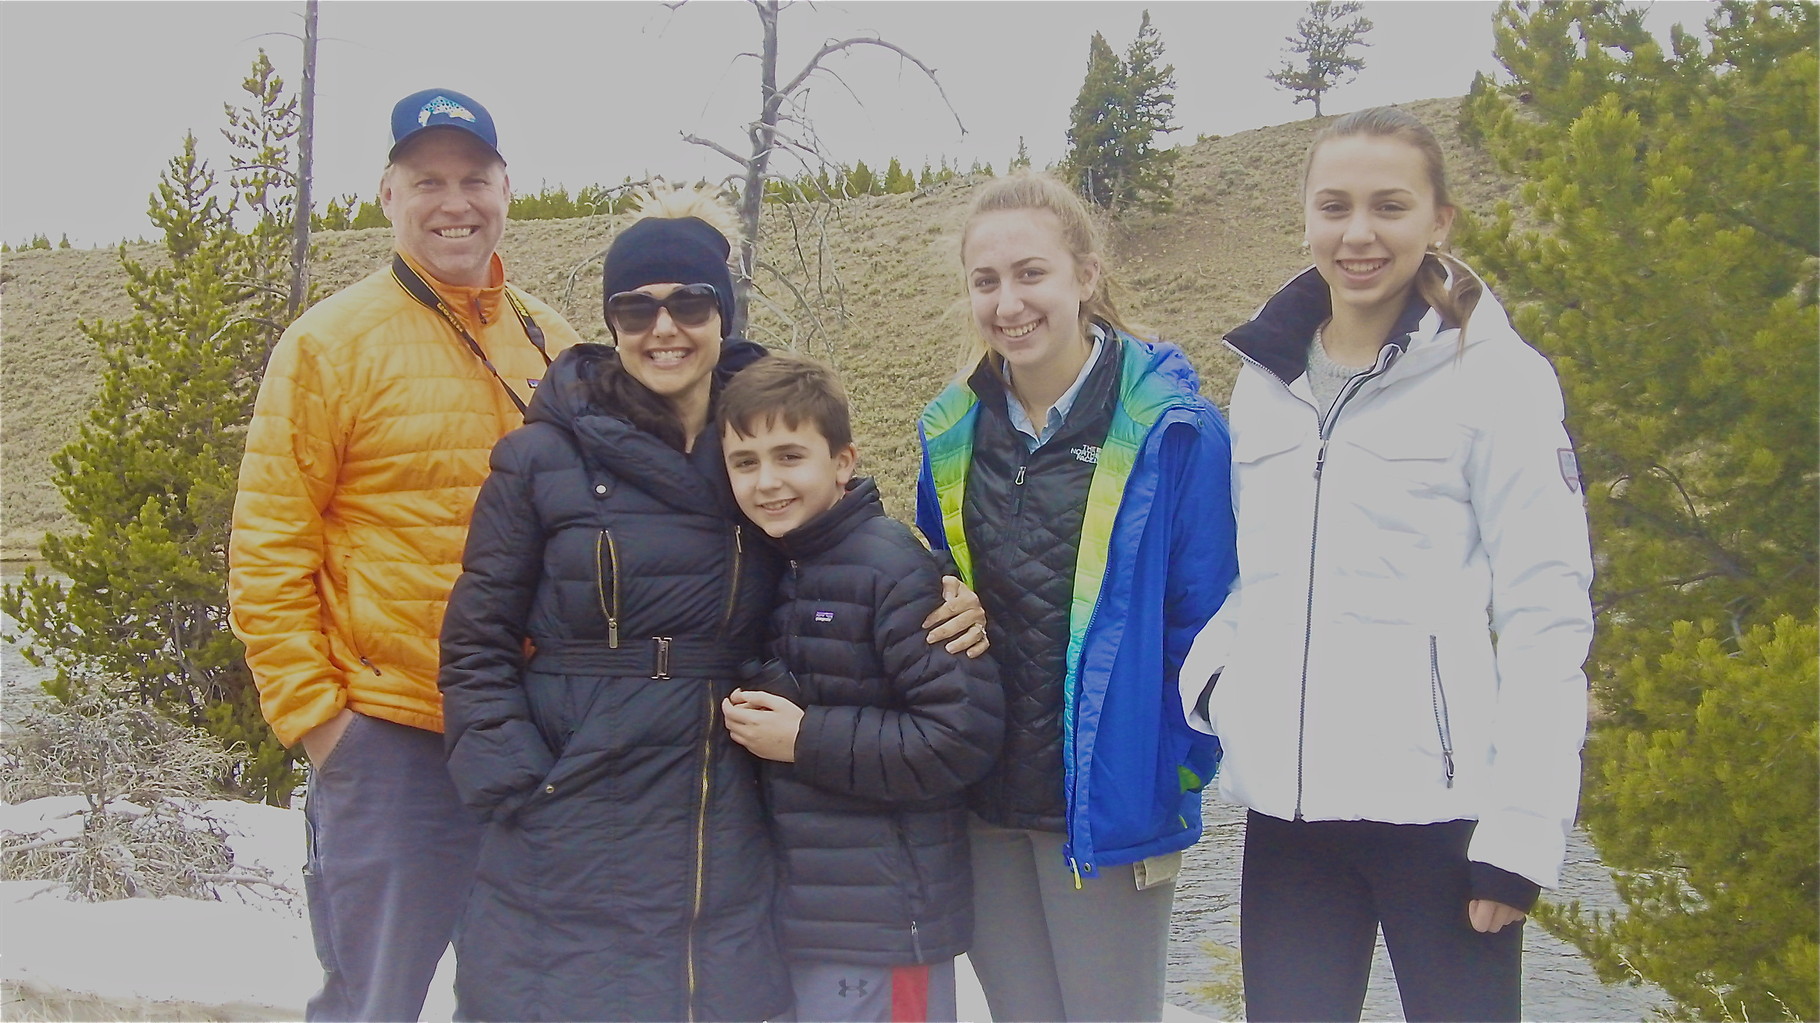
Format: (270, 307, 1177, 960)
(1, 1, 1709, 248)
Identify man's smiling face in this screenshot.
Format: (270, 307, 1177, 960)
(381, 128, 509, 288)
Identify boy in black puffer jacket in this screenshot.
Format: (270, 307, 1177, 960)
(718, 353, 1004, 1023)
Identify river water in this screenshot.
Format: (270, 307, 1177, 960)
(1, 564, 1665, 1021)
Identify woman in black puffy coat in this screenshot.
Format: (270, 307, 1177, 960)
(438, 196, 789, 1022)
(439, 193, 985, 1022)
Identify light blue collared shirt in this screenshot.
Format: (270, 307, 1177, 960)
(1006, 326, 1106, 453)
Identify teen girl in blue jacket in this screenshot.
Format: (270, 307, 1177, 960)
(915, 173, 1237, 1022)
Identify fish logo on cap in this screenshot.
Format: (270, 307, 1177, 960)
(418, 95, 478, 126)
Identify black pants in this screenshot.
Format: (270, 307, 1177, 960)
(1240, 812, 1523, 1022)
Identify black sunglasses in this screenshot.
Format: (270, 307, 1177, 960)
(605, 283, 720, 335)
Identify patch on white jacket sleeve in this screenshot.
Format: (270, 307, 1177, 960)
(1557, 448, 1581, 493)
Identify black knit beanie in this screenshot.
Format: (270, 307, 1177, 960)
(602, 216, 737, 338)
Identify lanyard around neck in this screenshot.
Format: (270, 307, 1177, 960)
(391, 254, 551, 414)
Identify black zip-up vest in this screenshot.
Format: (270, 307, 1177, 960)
(962, 338, 1123, 831)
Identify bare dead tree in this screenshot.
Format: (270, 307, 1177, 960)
(681, 0, 966, 338)
(288, 0, 318, 320)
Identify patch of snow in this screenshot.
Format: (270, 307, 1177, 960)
(0, 796, 1201, 1022)
(0, 879, 316, 1011)
(0, 798, 457, 1019)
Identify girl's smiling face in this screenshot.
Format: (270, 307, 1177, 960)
(1304, 133, 1456, 327)
(963, 208, 1100, 375)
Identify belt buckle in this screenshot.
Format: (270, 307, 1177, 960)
(652, 636, 672, 680)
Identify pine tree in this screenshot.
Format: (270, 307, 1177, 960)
(882, 157, 914, 194)
(1010, 137, 1032, 171)
(1061, 11, 1179, 211)
(510, 183, 584, 220)
(1458, 3, 1817, 1017)
(350, 198, 387, 229)
(314, 193, 360, 231)
(0, 55, 308, 805)
(1267, 1, 1373, 117)
(1118, 9, 1180, 207)
(847, 159, 878, 197)
(1064, 32, 1126, 207)
(220, 50, 302, 360)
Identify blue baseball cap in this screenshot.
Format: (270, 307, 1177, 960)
(388, 88, 502, 163)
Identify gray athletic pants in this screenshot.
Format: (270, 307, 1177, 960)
(302, 713, 480, 1022)
(965, 817, 1175, 1022)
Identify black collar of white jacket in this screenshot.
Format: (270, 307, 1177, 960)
(1226, 267, 1429, 388)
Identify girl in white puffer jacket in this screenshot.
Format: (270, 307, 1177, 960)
(1182, 107, 1594, 1022)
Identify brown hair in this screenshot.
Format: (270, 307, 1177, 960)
(717, 351, 853, 453)
(584, 353, 691, 452)
(955, 173, 1137, 376)
(1303, 107, 1483, 335)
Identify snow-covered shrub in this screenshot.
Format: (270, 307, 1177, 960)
(0, 687, 285, 902)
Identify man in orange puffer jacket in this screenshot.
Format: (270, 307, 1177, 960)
(228, 88, 581, 1022)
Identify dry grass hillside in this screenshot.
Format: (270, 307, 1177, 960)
(0, 97, 1513, 555)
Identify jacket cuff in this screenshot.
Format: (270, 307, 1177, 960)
(277, 689, 349, 749)
(792, 706, 829, 783)
(933, 548, 961, 580)
(1470, 860, 1540, 912)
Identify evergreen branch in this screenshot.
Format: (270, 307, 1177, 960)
(1713, 204, 1820, 259)
(1592, 570, 1729, 616)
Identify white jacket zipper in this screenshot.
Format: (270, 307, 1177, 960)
(1429, 635, 1456, 788)
(1231, 341, 1402, 818)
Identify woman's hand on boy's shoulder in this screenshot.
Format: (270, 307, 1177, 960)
(924, 575, 990, 658)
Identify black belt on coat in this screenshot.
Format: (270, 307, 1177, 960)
(527, 636, 756, 680)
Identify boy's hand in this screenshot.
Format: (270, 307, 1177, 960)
(924, 575, 990, 658)
(722, 688, 803, 763)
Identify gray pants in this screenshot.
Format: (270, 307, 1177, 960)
(302, 714, 480, 1022)
(965, 818, 1174, 1023)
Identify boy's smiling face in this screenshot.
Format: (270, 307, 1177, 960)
(723, 417, 857, 538)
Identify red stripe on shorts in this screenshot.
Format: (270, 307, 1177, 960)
(890, 963, 932, 1022)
